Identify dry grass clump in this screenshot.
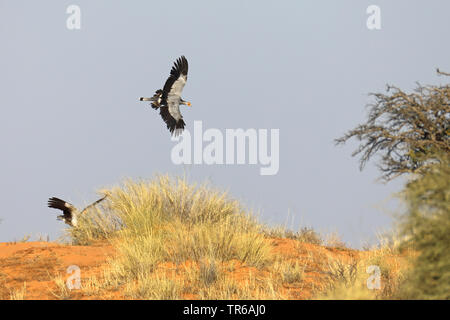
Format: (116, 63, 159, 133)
(316, 237, 408, 300)
(125, 274, 183, 300)
(49, 276, 72, 300)
(9, 282, 27, 300)
(318, 260, 377, 300)
(61, 175, 410, 300)
(263, 226, 322, 245)
(79, 175, 273, 299)
(195, 272, 285, 300)
(197, 257, 220, 286)
(325, 232, 348, 250)
(274, 260, 305, 284)
(163, 217, 270, 267)
(81, 276, 103, 297)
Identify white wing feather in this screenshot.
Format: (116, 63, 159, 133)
(167, 75, 187, 121)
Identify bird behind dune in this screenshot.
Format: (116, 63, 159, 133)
(47, 195, 107, 227)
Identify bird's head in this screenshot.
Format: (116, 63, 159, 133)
(181, 99, 191, 107)
(57, 215, 72, 226)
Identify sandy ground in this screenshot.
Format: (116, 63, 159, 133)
(0, 241, 116, 299)
(0, 239, 359, 300)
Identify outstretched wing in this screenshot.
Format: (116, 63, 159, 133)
(48, 197, 76, 217)
(80, 195, 108, 215)
(161, 56, 188, 105)
(160, 106, 186, 136)
(159, 56, 188, 136)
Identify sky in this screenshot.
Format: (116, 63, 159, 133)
(1, 0, 449, 247)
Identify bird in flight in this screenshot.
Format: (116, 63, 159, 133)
(140, 56, 191, 136)
(47, 195, 108, 227)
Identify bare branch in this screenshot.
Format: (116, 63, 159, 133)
(336, 71, 450, 182)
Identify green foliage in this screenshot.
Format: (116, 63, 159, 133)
(398, 154, 450, 299)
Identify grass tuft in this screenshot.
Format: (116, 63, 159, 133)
(9, 282, 27, 300)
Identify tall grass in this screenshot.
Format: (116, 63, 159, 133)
(262, 225, 322, 245)
(64, 175, 412, 300)
(316, 237, 408, 300)
(9, 283, 27, 300)
(74, 175, 273, 299)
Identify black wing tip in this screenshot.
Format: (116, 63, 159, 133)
(47, 197, 72, 210)
(176, 118, 186, 129)
(48, 196, 62, 203)
(170, 119, 186, 136)
(178, 55, 187, 64)
(48, 197, 63, 208)
(159, 106, 186, 136)
(172, 55, 188, 76)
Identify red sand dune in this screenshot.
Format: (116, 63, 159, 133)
(0, 239, 361, 300)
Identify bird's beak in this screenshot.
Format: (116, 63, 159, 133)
(186, 101, 192, 107)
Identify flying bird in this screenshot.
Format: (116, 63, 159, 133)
(140, 56, 191, 136)
(47, 195, 108, 227)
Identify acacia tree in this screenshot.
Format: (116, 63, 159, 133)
(336, 69, 449, 181)
(337, 70, 450, 299)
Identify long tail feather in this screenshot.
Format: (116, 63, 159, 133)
(140, 89, 163, 110)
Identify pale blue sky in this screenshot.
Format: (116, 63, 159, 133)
(1, 1, 449, 246)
